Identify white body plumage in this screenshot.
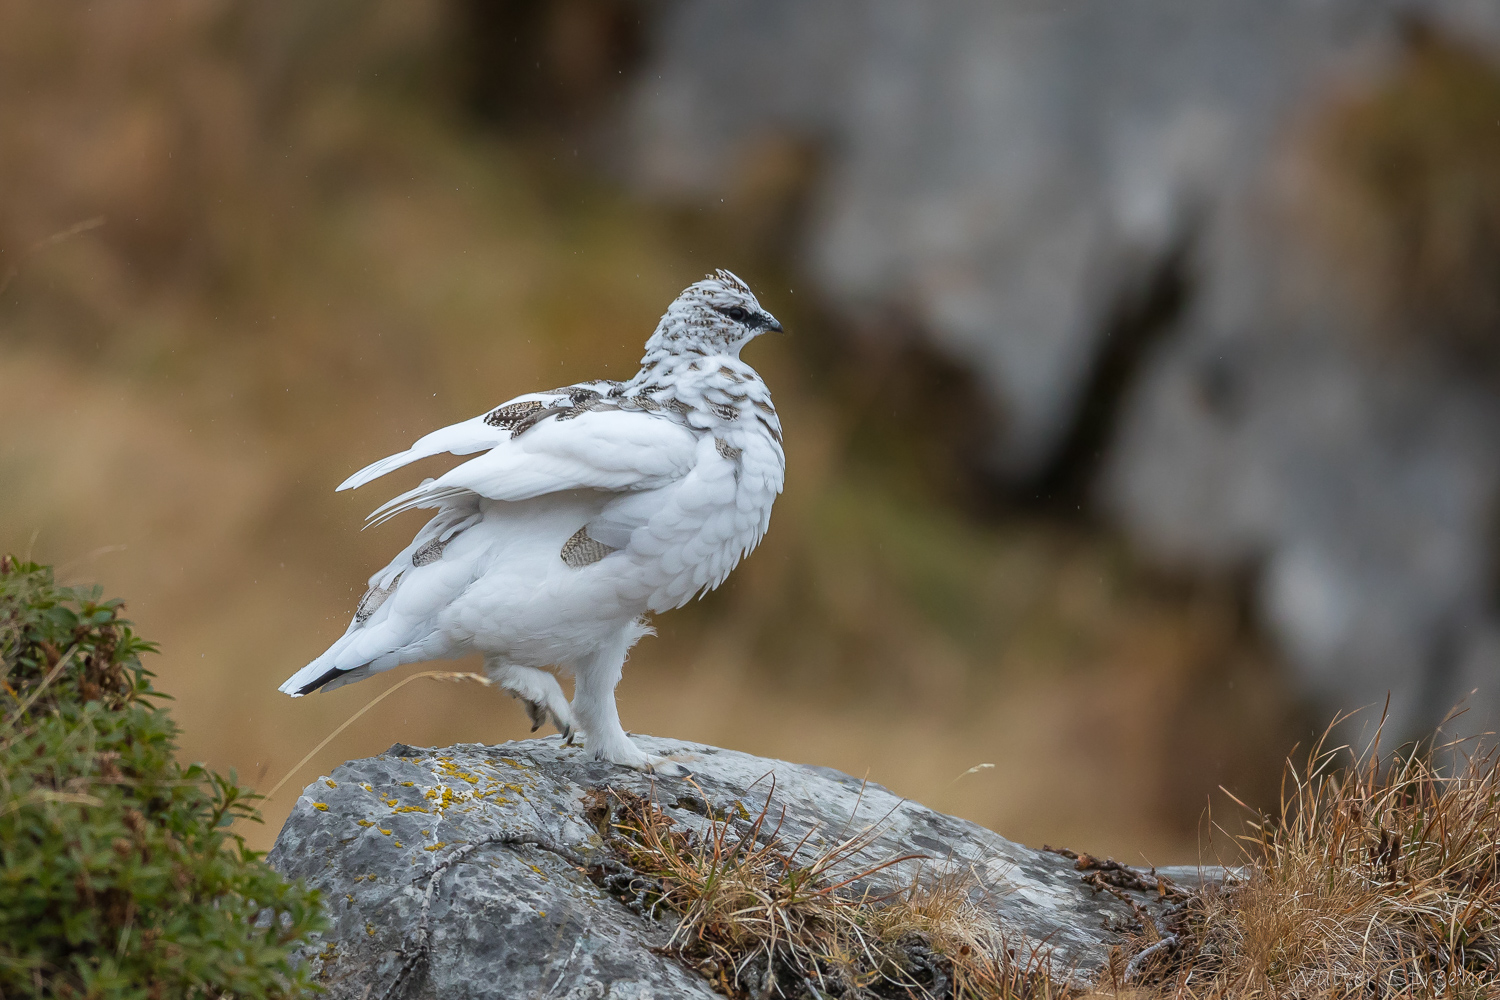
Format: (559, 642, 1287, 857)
(278, 271, 784, 773)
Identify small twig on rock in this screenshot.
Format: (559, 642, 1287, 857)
(1122, 933, 1179, 984)
(1052, 846, 1193, 988)
(1045, 845, 1187, 901)
(1083, 871, 1155, 932)
(380, 832, 596, 1000)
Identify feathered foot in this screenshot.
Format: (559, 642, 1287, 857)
(485, 662, 575, 740)
(561, 725, 687, 775)
(570, 633, 688, 776)
(522, 697, 574, 741)
(593, 740, 690, 777)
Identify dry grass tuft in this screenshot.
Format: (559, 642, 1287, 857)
(584, 784, 1071, 999)
(1123, 714, 1500, 999)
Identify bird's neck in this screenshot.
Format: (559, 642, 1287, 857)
(632, 347, 744, 383)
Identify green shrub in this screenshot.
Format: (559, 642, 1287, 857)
(0, 557, 324, 998)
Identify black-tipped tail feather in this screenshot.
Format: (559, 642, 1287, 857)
(279, 653, 376, 697)
(279, 665, 347, 697)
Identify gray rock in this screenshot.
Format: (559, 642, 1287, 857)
(269, 736, 1214, 998)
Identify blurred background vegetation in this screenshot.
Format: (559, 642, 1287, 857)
(0, 1, 1359, 863)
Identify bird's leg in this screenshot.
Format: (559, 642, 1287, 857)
(483, 661, 575, 740)
(570, 641, 686, 777)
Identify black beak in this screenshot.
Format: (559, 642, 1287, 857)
(765, 316, 783, 334)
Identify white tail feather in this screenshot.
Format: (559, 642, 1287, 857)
(364, 484, 477, 530)
(338, 450, 422, 492)
(337, 415, 514, 492)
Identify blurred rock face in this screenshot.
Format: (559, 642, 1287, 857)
(620, 1, 1500, 737)
(1110, 26, 1500, 742)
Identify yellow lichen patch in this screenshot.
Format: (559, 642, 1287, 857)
(424, 842, 448, 852)
(383, 798, 399, 807)
(378, 828, 392, 836)
(345, 894, 354, 904)
(312, 802, 329, 811)
(393, 840, 403, 847)
(361, 783, 373, 792)
(401, 781, 415, 787)
(356, 819, 374, 827)
(416, 759, 528, 816)
(433, 757, 483, 784)
(393, 805, 429, 813)
(325, 779, 338, 789)
(429, 784, 468, 811)
(365, 923, 375, 937)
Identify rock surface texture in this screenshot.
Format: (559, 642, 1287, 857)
(270, 736, 1209, 998)
(621, 0, 1500, 740)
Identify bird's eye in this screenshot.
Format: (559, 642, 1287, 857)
(725, 306, 748, 323)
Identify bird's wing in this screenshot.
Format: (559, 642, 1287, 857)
(365, 408, 700, 525)
(337, 388, 575, 492)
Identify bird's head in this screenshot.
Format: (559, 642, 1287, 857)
(642, 270, 783, 361)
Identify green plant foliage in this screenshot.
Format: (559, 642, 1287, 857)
(0, 557, 324, 998)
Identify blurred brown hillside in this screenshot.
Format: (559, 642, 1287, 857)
(0, 2, 1305, 860)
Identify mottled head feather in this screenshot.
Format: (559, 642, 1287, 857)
(642, 269, 782, 361)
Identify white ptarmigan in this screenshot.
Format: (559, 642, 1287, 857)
(279, 271, 784, 774)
